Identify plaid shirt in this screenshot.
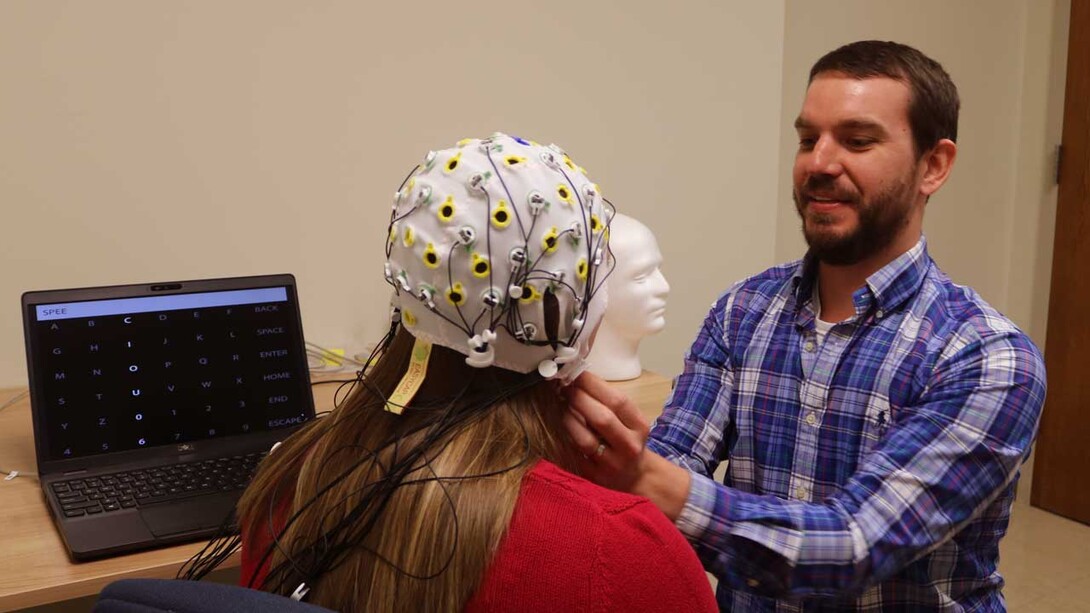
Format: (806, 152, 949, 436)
(648, 238, 1046, 612)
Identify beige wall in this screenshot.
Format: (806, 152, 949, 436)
(0, 0, 786, 386)
(0, 1, 1068, 395)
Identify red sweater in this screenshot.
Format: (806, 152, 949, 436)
(241, 460, 716, 612)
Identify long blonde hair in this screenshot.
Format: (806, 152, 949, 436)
(238, 327, 575, 611)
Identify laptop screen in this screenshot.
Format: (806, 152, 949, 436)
(25, 282, 313, 463)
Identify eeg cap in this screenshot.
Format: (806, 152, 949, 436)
(384, 133, 612, 383)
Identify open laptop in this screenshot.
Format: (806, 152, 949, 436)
(21, 274, 316, 561)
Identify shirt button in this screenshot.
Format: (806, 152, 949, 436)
(805, 412, 818, 426)
(875, 309, 885, 319)
(746, 578, 760, 588)
(795, 486, 809, 499)
(803, 340, 816, 352)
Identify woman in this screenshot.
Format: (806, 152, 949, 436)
(216, 134, 714, 611)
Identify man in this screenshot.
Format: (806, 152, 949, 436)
(564, 40, 1046, 611)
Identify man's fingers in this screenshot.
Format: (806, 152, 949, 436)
(559, 375, 657, 494)
(568, 384, 623, 434)
(562, 409, 603, 457)
(567, 385, 645, 459)
(573, 372, 650, 434)
(573, 372, 626, 407)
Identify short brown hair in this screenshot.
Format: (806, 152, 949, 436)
(809, 40, 959, 158)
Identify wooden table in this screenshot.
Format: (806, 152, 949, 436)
(0, 371, 671, 610)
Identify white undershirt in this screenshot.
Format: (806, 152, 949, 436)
(812, 283, 836, 345)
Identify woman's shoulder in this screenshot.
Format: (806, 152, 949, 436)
(466, 460, 717, 612)
(522, 459, 654, 517)
(522, 460, 710, 573)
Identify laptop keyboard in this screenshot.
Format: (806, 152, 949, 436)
(50, 451, 266, 517)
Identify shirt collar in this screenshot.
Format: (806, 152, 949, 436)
(791, 236, 931, 323)
(866, 236, 931, 315)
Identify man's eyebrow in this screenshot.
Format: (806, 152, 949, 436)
(793, 117, 889, 135)
(838, 118, 888, 134)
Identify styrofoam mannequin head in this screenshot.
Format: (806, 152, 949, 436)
(384, 133, 614, 383)
(602, 213, 669, 338)
(586, 213, 669, 380)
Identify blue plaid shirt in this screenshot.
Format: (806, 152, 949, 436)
(648, 238, 1046, 612)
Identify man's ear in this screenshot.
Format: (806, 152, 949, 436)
(920, 138, 957, 197)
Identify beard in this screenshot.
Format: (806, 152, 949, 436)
(792, 173, 916, 266)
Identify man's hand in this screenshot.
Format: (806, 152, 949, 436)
(562, 372, 692, 520)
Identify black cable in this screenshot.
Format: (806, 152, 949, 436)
(386, 165, 426, 258)
(257, 375, 477, 594)
(253, 369, 545, 599)
(179, 324, 404, 583)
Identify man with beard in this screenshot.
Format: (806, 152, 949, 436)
(563, 41, 1046, 611)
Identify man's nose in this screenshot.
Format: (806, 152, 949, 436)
(803, 136, 844, 177)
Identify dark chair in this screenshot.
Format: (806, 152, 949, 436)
(93, 578, 337, 613)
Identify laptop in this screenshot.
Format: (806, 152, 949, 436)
(21, 274, 316, 561)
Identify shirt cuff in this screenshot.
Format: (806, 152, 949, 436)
(675, 470, 724, 543)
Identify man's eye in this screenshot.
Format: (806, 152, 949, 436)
(847, 138, 874, 149)
(798, 138, 816, 150)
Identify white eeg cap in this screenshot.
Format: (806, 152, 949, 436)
(384, 133, 613, 383)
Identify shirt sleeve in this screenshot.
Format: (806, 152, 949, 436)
(651, 306, 1047, 598)
(647, 291, 736, 479)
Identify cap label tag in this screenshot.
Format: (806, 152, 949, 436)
(385, 338, 432, 414)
